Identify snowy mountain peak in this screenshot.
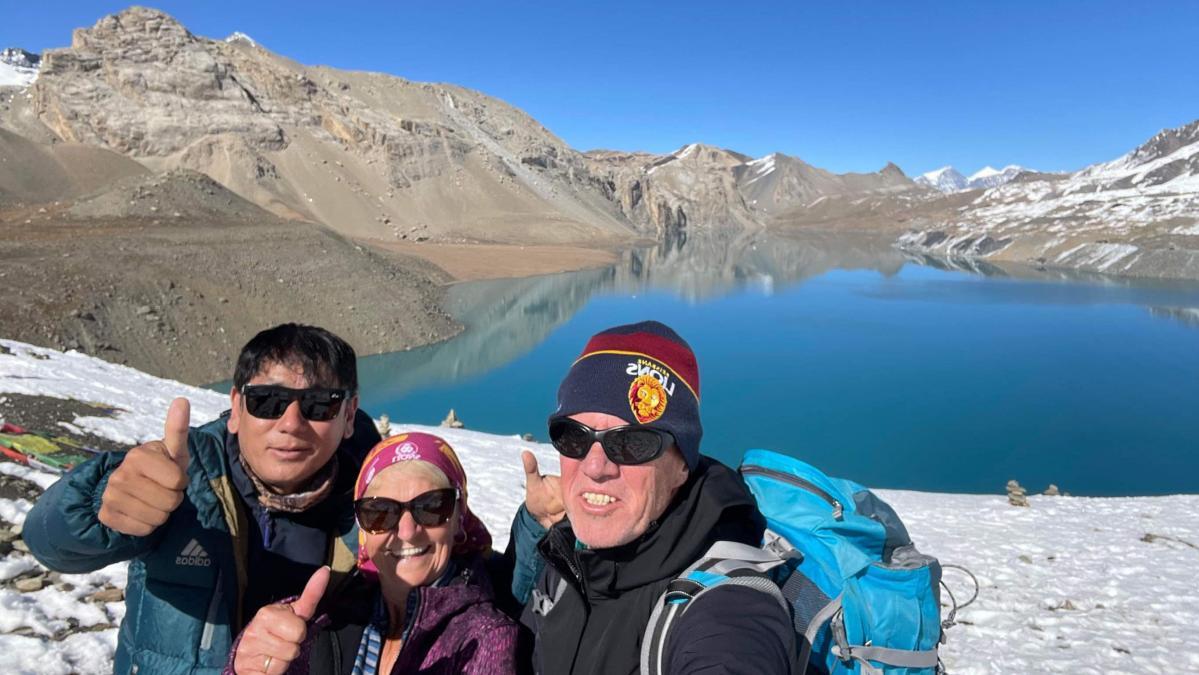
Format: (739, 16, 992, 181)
(224, 31, 258, 47)
(916, 166, 969, 193)
(968, 165, 1027, 189)
(0, 47, 40, 88)
(924, 166, 958, 179)
(968, 166, 1002, 180)
(1123, 119, 1199, 168)
(0, 47, 40, 69)
(917, 164, 1030, 193)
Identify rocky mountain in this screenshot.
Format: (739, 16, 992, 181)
(916, 164, 1030, 193)
(899, 119, 1199, 278)
(5, 6, 1190, 283)
(0, 6, 928, 248)
(0, 5, 948, 376)
(0, 47, 40, 87)
(2, 7, 634, 245)
(585, 144, 920, 238)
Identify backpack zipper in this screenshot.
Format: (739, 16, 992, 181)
(741, 465, 845, 520)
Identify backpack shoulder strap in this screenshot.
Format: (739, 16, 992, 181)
(641, 541, 792, 675)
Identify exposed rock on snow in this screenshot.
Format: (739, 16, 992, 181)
(440, 408, 465, 428)
(1006, 479, 1030, 507)
(1, 338, 1197, 673)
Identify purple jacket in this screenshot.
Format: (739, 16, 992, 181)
(226, 555, 519, 674)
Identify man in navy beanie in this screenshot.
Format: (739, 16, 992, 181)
(508, 320, 794, 674)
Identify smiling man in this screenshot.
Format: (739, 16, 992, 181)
(23, 324, 381, 675)
(511, 321, 795, 674)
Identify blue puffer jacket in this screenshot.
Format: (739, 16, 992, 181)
(23, 413, 374, 674)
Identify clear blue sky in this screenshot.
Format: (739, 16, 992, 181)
(3, 1, 1197, 176)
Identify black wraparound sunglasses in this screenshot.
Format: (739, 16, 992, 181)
(548, 417, 674, 466)
(354, 488, 459, 532)
(240, 384, 351, 421)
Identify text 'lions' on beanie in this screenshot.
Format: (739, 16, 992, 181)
(550, 320, 702, 470)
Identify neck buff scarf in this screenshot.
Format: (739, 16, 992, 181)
(242, 453, 340, 514)
(354, 432, 492, 579)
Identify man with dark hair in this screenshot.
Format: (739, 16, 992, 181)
(24, 323, 381, 675)
(511, 320, 794, 674)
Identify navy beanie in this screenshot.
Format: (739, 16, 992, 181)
(550, 320, 702, 470)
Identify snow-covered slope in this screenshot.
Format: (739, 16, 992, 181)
(2, 338, 1197, 673)
(0, 48, 39, 88)
(899, 119, 1199, 278)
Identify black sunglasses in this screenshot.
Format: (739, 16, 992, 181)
(548, 417, 674, 466)
(240, 384, 351, 421)
(354, 488, 459, 532)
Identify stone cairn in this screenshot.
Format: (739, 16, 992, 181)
(441, 409, 464, 429)
(1006, 479, 1030, 507)
(375, 414, 391, 437)
(1042, 484, 1061, 496)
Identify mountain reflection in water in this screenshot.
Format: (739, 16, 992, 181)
(357, 232, 1199, 496)
(358, 232, 907, 400)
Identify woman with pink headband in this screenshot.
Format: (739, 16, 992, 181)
(228, 432, 519, 674)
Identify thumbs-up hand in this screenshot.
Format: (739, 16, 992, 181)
(522, 450, 565, 529)
(99, 398, 192, 536)
(233, 566, 330, 674)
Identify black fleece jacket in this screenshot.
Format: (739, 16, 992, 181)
(521, 457, 794, 674)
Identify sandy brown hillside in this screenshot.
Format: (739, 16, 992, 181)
(0, 127, 147, 206)
(12, 6, 636, 246)
(0, 168, 457, 384)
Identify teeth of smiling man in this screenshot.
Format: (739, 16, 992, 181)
(582, 492, 616, 506)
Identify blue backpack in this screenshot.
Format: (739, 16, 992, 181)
(641, 449, 946, 675)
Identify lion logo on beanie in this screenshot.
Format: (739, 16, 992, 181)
(629, 373, 668, 423)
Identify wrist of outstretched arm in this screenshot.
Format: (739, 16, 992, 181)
(517, 503, 549, 539)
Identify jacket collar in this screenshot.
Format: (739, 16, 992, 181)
(541, 456, 765, 600)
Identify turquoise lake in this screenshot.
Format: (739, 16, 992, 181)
(351, 234, 1198, 497)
